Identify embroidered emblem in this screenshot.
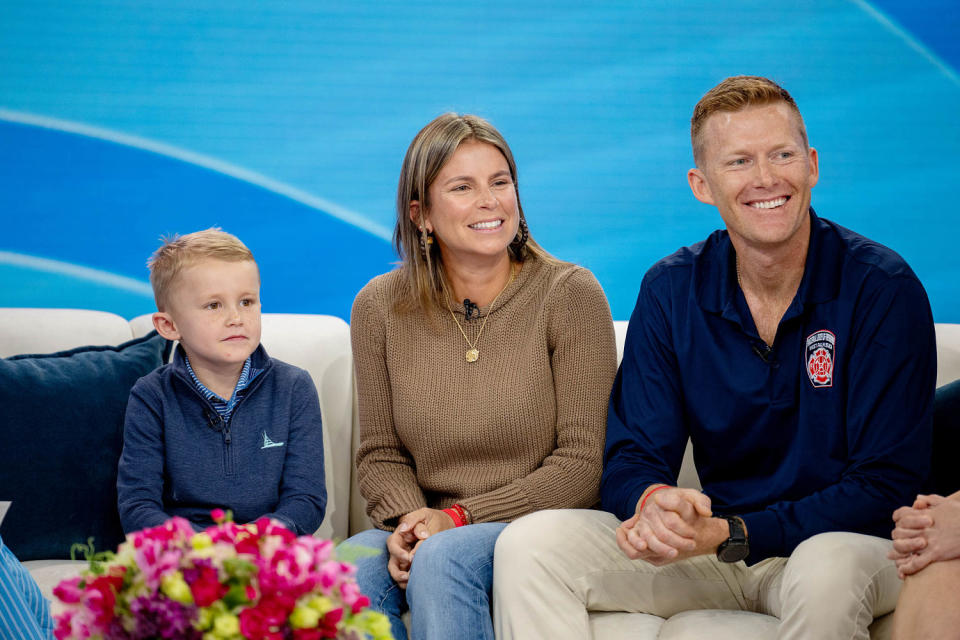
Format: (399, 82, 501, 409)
(805, 329, 836, 388)
(261, 431, 285, 449)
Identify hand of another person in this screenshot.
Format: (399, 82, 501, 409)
(385, 508, 456, 588)
(615, 487, 715, 566)
(889, 495, 942, 562)
(892, 496, 960, 577)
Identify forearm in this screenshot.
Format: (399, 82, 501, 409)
(700, 516, 731, 555)
(357, 458, 427, 529)
(117, 457, 171, 532)
(740, 467, 923, 561)
(352, 285, 430, 529)
(602, 454, 676, 520)
(261, 494, 324, 535)
(601, 275, 687, 520)
(601, 406, 685, 520)
(265, 376, 327, 535)
(460, 452, 603, 523)
(262, 473, 326, 536)
(117, 390, 171, 533)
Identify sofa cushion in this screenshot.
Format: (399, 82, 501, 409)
(0, 332, 171, 560)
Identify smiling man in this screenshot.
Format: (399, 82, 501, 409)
(494, 76, 937, 639)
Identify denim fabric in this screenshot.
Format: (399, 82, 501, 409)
(344, 523, 507, 640)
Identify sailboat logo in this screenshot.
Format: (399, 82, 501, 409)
(261, 431, 285, 449)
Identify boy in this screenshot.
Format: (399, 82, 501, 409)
(117, 228, 326, 535)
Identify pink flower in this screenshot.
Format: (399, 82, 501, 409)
(53, 577, 84, 604)
(188, 566, 227, 607)
(53, 610, 75, 640)
(53, 601, 97, 639)
(320, 608, 343, 637)
(210, 508, 225, 522)
(339, 581, 370, 614)
(317, 562, 338, 591)
(52, 515, 379, 640)
(238, 606, 267, 638)
(239, 598, 288, 640)
(84, 575, 119, 626)
(233, 528, 262, 556)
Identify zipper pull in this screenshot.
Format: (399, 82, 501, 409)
(224, 426, 232, 445)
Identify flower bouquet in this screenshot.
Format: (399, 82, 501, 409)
(52, 510, 392, 640)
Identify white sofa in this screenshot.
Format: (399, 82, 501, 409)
(2, 308, 959, 639)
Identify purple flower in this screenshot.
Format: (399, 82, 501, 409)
(127, 595, 201, 640)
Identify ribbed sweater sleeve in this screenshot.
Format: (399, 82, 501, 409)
(352, 279, 428, 529)
(352, 257, 616, 530)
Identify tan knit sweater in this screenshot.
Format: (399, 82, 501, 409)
(351, 254, 617, 529)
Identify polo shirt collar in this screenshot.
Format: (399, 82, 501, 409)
(694, 208, 842, 321)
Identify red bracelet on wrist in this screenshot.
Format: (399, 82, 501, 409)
(639, 485, 670, 514)
(443, 504, 469, 527)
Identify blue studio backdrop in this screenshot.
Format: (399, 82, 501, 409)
(1, 1, 958, 321)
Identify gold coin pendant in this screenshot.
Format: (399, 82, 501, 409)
(465, 348, 479, 363)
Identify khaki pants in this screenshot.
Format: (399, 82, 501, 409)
(493, 510, 900, 640)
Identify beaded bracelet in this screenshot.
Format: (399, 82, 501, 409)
(443, 503, 470, 527)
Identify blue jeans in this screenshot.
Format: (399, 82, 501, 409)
(341, 523, 507, 640)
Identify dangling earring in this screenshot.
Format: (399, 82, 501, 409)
(418, 226, 434, 257)
(510, 213, 529, 254)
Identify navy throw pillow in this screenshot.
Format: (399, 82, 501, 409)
(0, 331, 171, 560)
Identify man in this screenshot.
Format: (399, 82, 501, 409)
(493, 76, 936, 639)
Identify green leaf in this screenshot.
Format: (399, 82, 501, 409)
(335, 542, 381, 564)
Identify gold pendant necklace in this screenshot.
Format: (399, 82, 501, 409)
(448, 262, 515, 363)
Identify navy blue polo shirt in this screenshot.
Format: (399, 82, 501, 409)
(602, 210, 936, 562)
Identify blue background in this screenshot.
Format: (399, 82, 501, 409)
(1, 0, 958, 321)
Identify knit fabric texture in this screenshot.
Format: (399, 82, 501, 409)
(352, 254, 617, 529)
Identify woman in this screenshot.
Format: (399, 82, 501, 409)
(343, 113, 616, 640)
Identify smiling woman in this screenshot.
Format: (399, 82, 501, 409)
(339, 113, 618, 640)
(413, 140, 519, 279)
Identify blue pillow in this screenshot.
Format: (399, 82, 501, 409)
(0, 332, 171, 560)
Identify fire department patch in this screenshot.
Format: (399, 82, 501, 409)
(805, 330, 836, 388)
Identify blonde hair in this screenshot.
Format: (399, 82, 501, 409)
(394, 113, 556, 313)
(148, 227, 256, 310)
(691, 75, 807, 166)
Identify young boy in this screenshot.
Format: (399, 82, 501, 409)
(117, 228, 326, 535)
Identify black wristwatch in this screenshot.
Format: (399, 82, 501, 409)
(716, 515, 749, 563)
